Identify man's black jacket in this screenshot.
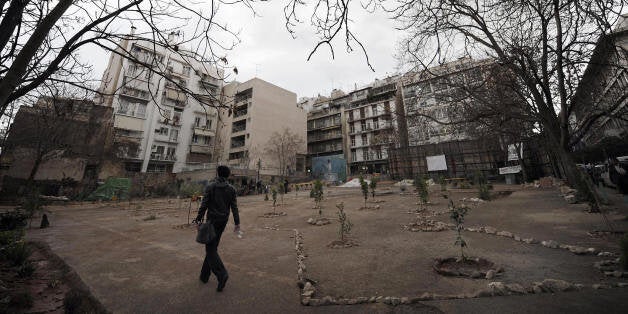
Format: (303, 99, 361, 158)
(196, 177, 240, 225)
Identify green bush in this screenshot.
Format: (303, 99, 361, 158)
(621, 234, 628, 270)
(478, 184, 491, 200)
(459, 181, 472, 189)
(179, 182, 204, 198)
(0, 229, 24, 246)
(5, 242, 31, 266)
(0, 210, 29, 231)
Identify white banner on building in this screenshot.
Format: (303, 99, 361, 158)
(507, 143, 523, 161)
(499, 165, 522, 175)
(426, 155, 447, 171)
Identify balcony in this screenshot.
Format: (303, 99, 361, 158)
(163, 87, 188, 102)
(307, 132, 342, 143)
(307, 145, 343, 154)
(120, 87, 150, 101)
(230, 141, 245, 149)
(150, 153, 177, 162)
(233, 109, 248, 118)
(199, 75, 221, 88)
(123, 76, 152, 91)
(192, 126, 215, 137)
(117, 148, 142, 160)
(190, 144, 212, 154)
(307, 121, 341, 131)
(154, 133, 178, 143)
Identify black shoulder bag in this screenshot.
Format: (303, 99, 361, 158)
(196, 185, 217, 244)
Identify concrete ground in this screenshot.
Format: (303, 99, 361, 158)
(25, 183, 628, 313)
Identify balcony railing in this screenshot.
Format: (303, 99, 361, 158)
(232, 124, 246, 133)
(233, 109, 248, 118)
(120, 87, 150, 100)
(150, 154, 177, 161)
(307, 132, 342, 143)
(230, 141, 245, 149)
(190, 144, 212, 154)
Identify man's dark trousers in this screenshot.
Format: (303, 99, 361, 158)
(200, 220, 228, 282)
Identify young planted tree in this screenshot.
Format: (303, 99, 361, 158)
(439, 176, 447, 192)
(312, 179, 324, 215)
(336, 202, 353, 243)
(449, 199, 469, 261)
(369, 177, 378, 198)
(271, 186, 278, 212)
(414, 176, 429, 211)
(359, 176, 369, 207)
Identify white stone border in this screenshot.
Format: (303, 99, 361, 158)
(293, 229, 627, 307)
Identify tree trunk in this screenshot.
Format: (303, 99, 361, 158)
(551, 145, 602, 211)
(26, 153, 43, 188)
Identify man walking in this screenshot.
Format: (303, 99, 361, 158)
(194, 165, 240, 291)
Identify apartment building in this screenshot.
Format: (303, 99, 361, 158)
(344, 77, 399, 175)
(1, 97, 113, 182)
(401, 58, 489, 146)
(307, 92, 347, 181)
(97, 33, 223, 173)
(574, 16, 628, 152)
(218, 78, 306, 178)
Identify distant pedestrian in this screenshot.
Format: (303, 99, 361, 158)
(283, 178, 289, 194)
(193, 165, 240, 292)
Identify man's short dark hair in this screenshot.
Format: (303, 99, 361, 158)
(217, 165, 231, 178)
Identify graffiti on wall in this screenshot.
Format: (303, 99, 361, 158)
(312, 154, 347, 182)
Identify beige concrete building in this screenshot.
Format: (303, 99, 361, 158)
(97, 32, 223, 173)
(217, 78, 306, 178)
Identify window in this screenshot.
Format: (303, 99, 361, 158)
(192, 134, 199, 143)
(166, 147, 176, 157)
(361, 121, 367, 131)
(350, 136, 356, 147)
(350, 123, 355, 133)
(361, 134, 368, 146)
(169, 129, 178, 141)
(203, 136, 211, 145)
(360, 108, 365, 118)
(155, 127, 168, 136)
(363, 149, 369, 160)
(351, 149, 357, 162)
(206, 119, 212, 128)
(372, 105, 378, 116)
(375, 148, 383, 159)
(349, 111, 354, 121)
(373, 118, 379, 129)
(183, 66, 191, 76)
(136, 103, 146, 118)
(194, 116, 201, 127)
(117, 101, 130, 115)
(173, 110, 182, 125)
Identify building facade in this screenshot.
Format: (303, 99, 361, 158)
(97, 34, 223, 173)
(307, 93, 347, 181)
(573, 16, 628, 156)
(217, 78, 307, 178)
(1, 97, 113, 182)
(344, 78, 399, 175)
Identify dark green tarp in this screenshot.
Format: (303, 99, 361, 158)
(86, 177, 131, 201)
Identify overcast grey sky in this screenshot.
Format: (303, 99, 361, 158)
(86, 1, 401, 100)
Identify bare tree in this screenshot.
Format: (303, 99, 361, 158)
(264, 128, 304, 179)
(0, 0, 246, 118)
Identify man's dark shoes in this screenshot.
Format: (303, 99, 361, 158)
(217, 274, 229, 292)
(199, 274, 209, 284)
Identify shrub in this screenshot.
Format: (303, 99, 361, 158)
(311, 180, 324, 213)
(414, 176, 429, 211)
(449, 200, 469, 260)
(478, 184, 491, 200)
(439, 175, 447, 191)
(621, 234, 628, 270)
(0, 229, 24, 246)
(336, 202, 352, 242)
(0, 210, 29, 231)
(5, 242, 31, 266)
(369, 177, 378, 198)
(359, 176, 368, 207)
(179, 182, 204, 198)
